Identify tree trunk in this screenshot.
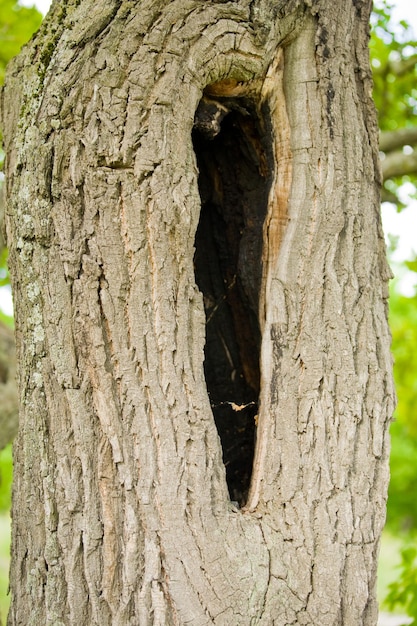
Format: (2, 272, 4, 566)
(1, 0, 394, 624)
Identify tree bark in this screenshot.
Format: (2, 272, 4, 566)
(1, 0, 394, 624)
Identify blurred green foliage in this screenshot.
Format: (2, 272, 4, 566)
(0, 514, 11, 624)
(0, 446, 12, 512)
(0, 446, 12, 622)
(370, 0, 417, 203)
(371, 2, 417, 617)
(371, 2, 417, 131)
(0, 249, 9, 287)
(371, 1, 417, 540)
(0, 2, 43, 293)
(0, 0, 42, 183)
(383, 278, 417, 617)
(0, 309, 13, 327)
(388, 285, 417, 530)
(385, 542, 417, 624)
(0, 0, 42, 85)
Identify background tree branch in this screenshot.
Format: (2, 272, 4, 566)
(381, 150, 417, 180)
(380, 127, 417, 153)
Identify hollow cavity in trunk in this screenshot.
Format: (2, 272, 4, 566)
(193, 89, 273, 505)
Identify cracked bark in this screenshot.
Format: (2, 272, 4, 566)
(1, 0, 394, 624)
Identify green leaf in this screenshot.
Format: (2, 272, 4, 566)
(405, 259, 417, 274)
(0, 309, 13, 328)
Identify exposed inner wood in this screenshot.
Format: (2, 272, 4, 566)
(193, 93, 273, 505)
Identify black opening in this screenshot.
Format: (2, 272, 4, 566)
(193, 93, 273, 505)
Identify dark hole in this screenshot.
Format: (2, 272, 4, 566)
(193, 92, 273, 506)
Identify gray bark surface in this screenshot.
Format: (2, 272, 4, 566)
(1, 0, 394, 624)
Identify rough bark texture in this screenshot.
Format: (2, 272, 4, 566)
(1, 0, 394, 624)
